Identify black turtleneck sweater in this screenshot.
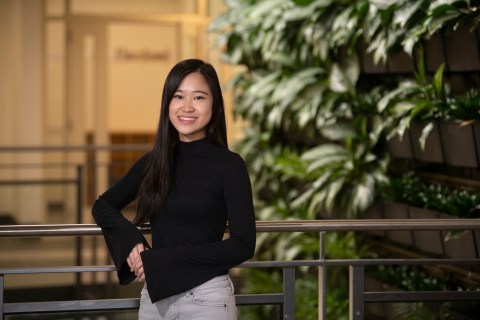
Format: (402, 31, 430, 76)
(92, 138, 256, 303)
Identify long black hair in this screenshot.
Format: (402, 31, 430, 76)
(133, 59, 228, 225)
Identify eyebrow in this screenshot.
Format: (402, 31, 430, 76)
(175, 89, 209, 95)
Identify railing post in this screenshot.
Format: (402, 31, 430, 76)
(349, 265, 364, 320)
(76, 165, 84, 299)
(91, 151, 97, 290)
(1, 274, 4, 319)
(283, 267, 295, 320)
(318, 231, 326, 320)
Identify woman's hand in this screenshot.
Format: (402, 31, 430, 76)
(127, 243, 149, 281)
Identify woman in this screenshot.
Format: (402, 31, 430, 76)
(92, 59, 256, 320)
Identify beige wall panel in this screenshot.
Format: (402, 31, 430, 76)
(17, 0, 45, 224)
(107, 23, 180, 132)
(46, 0, 65, 16)
(71, 0, 197, 15)
(0, 0, 44, 224)
(0, 0, 20, 148)
(0, 0, 21, 221)
(45, 21, 66, 131)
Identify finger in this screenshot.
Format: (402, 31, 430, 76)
(136, 265, 143, 276)
(131, 249, 137, 261)
(137, 266, 145, 281)
(137, 243, 145, 253)
(128, 253, 135, 271)
(134, 252, 142, 264)
(132, 246, 139, 259)
(133, 254, 142, 267)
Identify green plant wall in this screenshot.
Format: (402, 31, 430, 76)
(211, 0, 480, 217)
(210, 0, 480, 318)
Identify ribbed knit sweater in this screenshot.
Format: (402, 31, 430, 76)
(92, 137, 256, 303)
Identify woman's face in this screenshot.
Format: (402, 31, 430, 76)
(169, 72, 213, 142)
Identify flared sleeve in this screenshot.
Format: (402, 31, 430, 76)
(92, 152, 151, 285)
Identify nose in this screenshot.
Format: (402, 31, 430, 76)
(181, 97, 195, 112)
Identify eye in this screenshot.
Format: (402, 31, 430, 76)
(194, 96, 205, 100)
(173, 94, 183, 99)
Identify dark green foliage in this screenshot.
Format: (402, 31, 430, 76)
(366, 265, 448, 292)
(210, 1, 480, 318)
(382, 172, 480, 218)
(365, 264, 480, 319)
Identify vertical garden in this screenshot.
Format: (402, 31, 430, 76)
(210, 0, 480, 318)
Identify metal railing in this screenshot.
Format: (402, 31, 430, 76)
(0, 144, 153, 299)
(1, 220, 480, 320)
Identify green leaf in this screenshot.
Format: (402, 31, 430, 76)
(269, 52, 296, 67)
(312, 169, 334, 189)
(432, 63, 445, 99)
(369, 115, 387, 144)
(291, 188, 314, 209)
(320, 123, 357, 140)
(353, 173, 375, 212)
(307, 189, 328, 217)
(267, 106, 282, 128)
(343, 52, 361, 88)
(250, 0, 287, 19)
(246, 71, 281, 97)
(301, 144, 349, 161)
(284, 6, 313, 20)
(444, 230, 467, 241)
(427, 11, 462, 35)
(427, 1, 463, 14)
(329, 63, 348, 93)
(307, 154, 349, 173)
(325, 174, 346, 213)
(402, 24, 427, 55)
(391, 101, 417, 113)
(419, 121, 435, 150)
(393, 0, 423, 28)
(408, 100, 433, 120)
(369, 0, 398, 10)
(223, 72, 245, 91)
(377, 82, 419, 113)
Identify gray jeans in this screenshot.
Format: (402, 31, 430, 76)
(138, 275, 237, 320)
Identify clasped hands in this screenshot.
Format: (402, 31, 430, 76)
(127, 243, 149, 281)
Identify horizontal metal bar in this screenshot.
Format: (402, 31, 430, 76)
(0, 266, 116, 274)
(4, 299, 140, 314)
(236, 294, 284, 305)
(0, 161, 138, 169)
(240, 259, 480, 267)
(2, 257, 480, 275)
(0, 179, 77, 186)
(0, 224, 151, 237)
(254, 219, 480, 232)
(364, 291, 480, 302)
(3, 294, 284, 315)
(0, 145, 152, 152)
(2, 219, 480, 238)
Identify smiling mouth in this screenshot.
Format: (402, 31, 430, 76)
(178, 116, 197, 122)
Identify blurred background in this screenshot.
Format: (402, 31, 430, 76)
(0, 0, 246, 314)
(2, 0, 480, 319)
